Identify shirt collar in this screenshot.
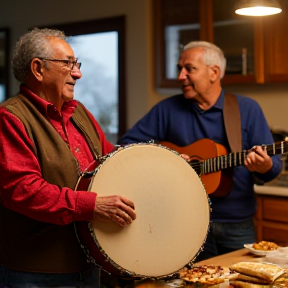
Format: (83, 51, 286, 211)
(214, 89, 225, 110)
(19, 84, 78, 119)
(191, 89, 225, 114)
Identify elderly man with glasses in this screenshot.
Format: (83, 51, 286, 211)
(0, 28, 136, 287)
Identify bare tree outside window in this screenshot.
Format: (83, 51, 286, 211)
(70, 32, 119, 144)
(42, 16, 126, 144)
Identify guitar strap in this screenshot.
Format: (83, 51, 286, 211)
(223, 93, 242, 152)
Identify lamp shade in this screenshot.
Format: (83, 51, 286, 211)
(235, 0, 282, 16)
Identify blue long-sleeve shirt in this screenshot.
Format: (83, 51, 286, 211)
(118, 91, 282, 222)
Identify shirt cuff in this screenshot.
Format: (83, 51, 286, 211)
(74, 190, 97, 221)
(255, 157, 282, 183)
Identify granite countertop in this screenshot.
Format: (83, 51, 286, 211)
(254, 172, 288, 197)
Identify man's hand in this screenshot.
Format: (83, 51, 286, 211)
(244, 145, 273, 174)
(94, 195, 136, 227)
(180, 154, 190, 161)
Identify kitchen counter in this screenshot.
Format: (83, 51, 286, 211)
(127, 248, 283, 288)
(254, 172, 288, 197)
(254, 184, 288, 197)
(196, 248, 267, 266)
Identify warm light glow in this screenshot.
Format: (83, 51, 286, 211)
(235, 6, 282, 16)
(235, 0, 282, 16)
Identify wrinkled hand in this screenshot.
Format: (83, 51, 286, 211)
(94, 195, 136, 227)
(244, 145, 273, 173)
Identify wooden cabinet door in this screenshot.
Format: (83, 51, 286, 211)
(255, 195, 288, 246)
(216, 3, 288, 85)
(154, 0, 258, 87)
(212, 0, 257, 85)
(262, 11, 288, 83)
(154, 0, 288, 88)
(154, 0, 202, 88)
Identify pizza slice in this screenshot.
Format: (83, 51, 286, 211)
(178, 265, 238, 285)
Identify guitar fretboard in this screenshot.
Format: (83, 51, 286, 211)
(190, 141, 288, 174)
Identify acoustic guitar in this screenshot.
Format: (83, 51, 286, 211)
(160, 138, 287, 197)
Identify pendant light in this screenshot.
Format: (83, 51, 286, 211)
(235, 0, 282, 16)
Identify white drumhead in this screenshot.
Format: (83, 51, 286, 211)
(89, 144, 209, 277)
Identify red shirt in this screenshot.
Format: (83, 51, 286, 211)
(0, 85, 115, 225)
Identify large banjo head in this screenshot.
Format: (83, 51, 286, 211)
(87, 144, 210, 278)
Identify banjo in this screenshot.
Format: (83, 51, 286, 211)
(75, 143, 210, 279)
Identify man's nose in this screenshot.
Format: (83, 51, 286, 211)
(70, 68, 82, 79)
(178, 70, 187, 80)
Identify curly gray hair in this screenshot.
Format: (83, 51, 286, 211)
(183, 41, 226, 79)
(12, 28, 67, 83)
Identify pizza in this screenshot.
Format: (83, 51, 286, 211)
(229, 262, 285, 284)
(178, 265, 239, 285)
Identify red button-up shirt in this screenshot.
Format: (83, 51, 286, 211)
(0, 85, 115, 225)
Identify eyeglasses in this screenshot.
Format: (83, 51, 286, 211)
(38, 58, 81, 70)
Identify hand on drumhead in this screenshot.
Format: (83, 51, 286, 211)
(94, 195, 136, 227)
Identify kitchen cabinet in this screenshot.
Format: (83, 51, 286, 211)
(154, 0, 202, 88)
(256, 11, 288, 83)
(255, 194, 288, 246)
(154, 0, 288, 88)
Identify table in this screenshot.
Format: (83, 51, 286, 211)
(126, 248, 288, 288)
(195, 248, 261, 267)
(127, 248, 257, 288)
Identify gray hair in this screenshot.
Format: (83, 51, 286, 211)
(183, 41, 226, 79)
(12, 28, 67, 83)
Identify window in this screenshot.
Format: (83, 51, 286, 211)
(0, 28, 9, 102)
(44, 16, 126, 144)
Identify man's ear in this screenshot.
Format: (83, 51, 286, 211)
(30, 58, 44, 81)
(210, 65, 221, 82)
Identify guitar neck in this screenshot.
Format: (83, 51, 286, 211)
(200, 141, 288, 174)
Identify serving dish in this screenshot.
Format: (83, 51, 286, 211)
(244, 244, 274, 256)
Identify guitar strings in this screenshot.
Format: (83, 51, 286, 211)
(188, 143, 287, 172)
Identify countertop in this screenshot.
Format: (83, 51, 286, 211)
(254, 172, 288, 197)
(128, 248, 288, 287)
(254, 184, 288, 197)
(196, 248, 270, 266)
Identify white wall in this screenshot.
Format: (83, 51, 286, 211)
(224, 83, 288, 132)
(1, 0, 288, 132)
(154, 83, 288, 133)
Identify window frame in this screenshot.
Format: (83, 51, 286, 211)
(0, 27, 10, 100)
(41, 16, 126, 139)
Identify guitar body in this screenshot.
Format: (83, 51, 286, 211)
(160, 139, 234, 197)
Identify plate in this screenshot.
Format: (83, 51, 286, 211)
(244, 244, 273, 256)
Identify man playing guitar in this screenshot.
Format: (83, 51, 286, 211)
(118, 41, 282, 260)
